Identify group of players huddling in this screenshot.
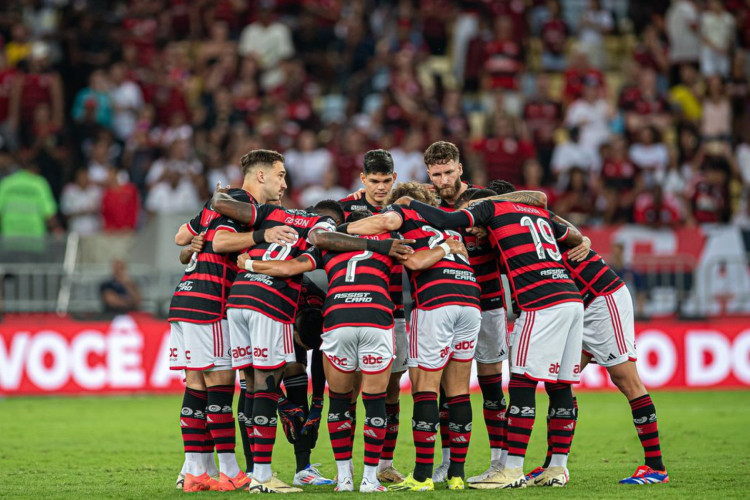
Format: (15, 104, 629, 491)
(168, 141, 669, 493)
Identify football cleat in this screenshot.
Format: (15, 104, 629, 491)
(377, 465, 405, 483)
(390, 474, 435, 492)
(467, 464, 503, 484)
(524, 466, 546, 482)
(446, 476, 465, 490)
(360, 477, 388, 493)
(183, 472, 218, 492)
(468, 467, 527, 489)
(293, 464, 335, 486)
(175, 472, 185, 490)
(217, 471, 251, 491)
(432, 462, 449, 483)
(529, 466, 569, 487)
(619, 465, 670, 485)
(248, 475, 303, 493)
(335, 477, 354, 492)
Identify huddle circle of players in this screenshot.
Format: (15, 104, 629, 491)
(168, 142, 669, 493)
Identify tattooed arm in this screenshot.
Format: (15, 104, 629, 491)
(211, 192, 256, 224)
(469, 190, 548, 208)
(552, 213, 591, 261)
(308, 229, 415, 261)
(237, 254, 314, 278)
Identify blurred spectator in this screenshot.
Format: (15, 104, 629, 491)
(5, 23, 31, 68)
(634, 185, 683, 228)
(563, 49, 605, 104)
(564, 81, 613, 158)
(61, 169, 102, 235)
(523, 74, 563, 175)
(633, 24, 670, 80)
(629, 126, 670, 189)
(701, 76, 732, 142)
(145, 138, 202, 189)
(482, 15, 525, 114)
(0, 159, 59, 239)
(284, 130, 334, 191)
(699, 0, 735, 77)
(299, 168, 348, 208)
(391, 130, 427, 182)
(577, 0, 614, 69)
(552, 166, 595, 226)
(669, 64, 703, 125)
(87, 138, 116, 186)
(540, 0, 569, 72)
(688, 161, 731, 224)
(471, 114, 534, 186)
(100, 259, 141, 314)
(551, 126, 596, 189)
(727, 52, 749, 142)
(0, 53, 16, 148)
(238, 8, 294, 90)
(145, 168, 201, 216)
(109, 62, 144, 142)
(600, 136, 639, 223)
(666, 0, 700, 83)
(622, 68, 671, 137)
(72, 69, 112, 130)
(517, 157, 555, 204)
(101, 168, 140, 232)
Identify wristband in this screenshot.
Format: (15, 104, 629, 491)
(438, 242, 451, 256)
(365, 238, 392, 255)
(252, 228, 266, 245)
(244, 259, 255, 272)
(337, 223, 350, 234)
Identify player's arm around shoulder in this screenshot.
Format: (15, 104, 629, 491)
(344, 211, 402, 235)
(238, 253, 315, 278)
(403, 237, 467, 271)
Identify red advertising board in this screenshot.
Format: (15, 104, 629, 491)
(1, 314, 749, 395)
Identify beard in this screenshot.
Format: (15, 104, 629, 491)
(436, 177, 462, 201)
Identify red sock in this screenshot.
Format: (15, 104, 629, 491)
(380, 402, 400, 461)
(328, 391, 354, 461)
(630, 394, 665, 470)
(181, 388, 208, 454)
(252, 391, 280, 466)
(362, 392, 387, 467)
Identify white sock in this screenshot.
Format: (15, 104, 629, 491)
(363, 465, 378, 483)
(337, 460, 353, 481)
(378, 459, 393, 472)
(504, 455, 524, 471)
(490, 448, 503, 463)
(441, 448, 451, 465)
(254, 463, 272, 483)
(549, 453, 568, 468)
(203, 452, 218, 476)
(217, 452, 241, 478)
(499, 449, 509, 468)
(180, 460, 188, 475)
(185, 452, 206, 476)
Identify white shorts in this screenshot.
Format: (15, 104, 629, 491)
(408, 305, 481, 371)
(510, 302, 583, 383)
(392, 318, 408, 373)
(169, 319, 231, 371)
(582, 286, 636, 367)
(321, 326, 395, 374)
(227, 307, 296, 370)
(476, 308, 509, 364)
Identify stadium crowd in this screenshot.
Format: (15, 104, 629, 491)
(1, 0, 750, 237)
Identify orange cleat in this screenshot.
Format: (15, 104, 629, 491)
(217, 471, 252, 491)
(183, 472, 216, 492)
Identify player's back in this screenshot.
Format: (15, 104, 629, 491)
(317, 231, 396, 331)
(479, 200, 580, 311)
(227, 205, 335, 323)
(169, 188, 253, 323)
(389, 204, 480, 311)
(562, 249, 625, 307)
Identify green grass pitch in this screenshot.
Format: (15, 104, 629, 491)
(1, 390, 749, 498)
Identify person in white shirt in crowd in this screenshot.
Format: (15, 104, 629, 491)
(551, 126, 596, 190)
(564, 80, 613, 159)
(577, 0, 614, 69)
(699, 0, 735, 78)
(390, 130, 427, 182)
(238, 7, 294, 90)
(61, 168, 102, 235)
(629, 126, 670, 189)
(145, 138, 202, 189)
(299, 166, 348, 208)
(284, 130, 334, 191)
(108, 62, 143, 142)
(665, 0, 700, 82)
(145, 168, 200, 216)
(87, 138, 115, 185)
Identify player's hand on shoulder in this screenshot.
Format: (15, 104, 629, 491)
(447, 236, 469, 260)
(393, 195, 413, 206)
(566, 236, 591, 262)
(237, 252, 250, 269)
(347, 187, 366, 200)
(388, 239, 416, 261)
(266, 225, 298, 245)
(189, 232, 205, 253)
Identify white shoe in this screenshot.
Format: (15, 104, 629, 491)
(432, 462, 449, 483)
(467, 462, 503, 484)
(335, 477, 354, 492)
(175, 472, 185, 490)
(467, 467, 527, 489)
(293, 464, 335, 486)
(530, 466, 569, 487)
(360, 477, 388, 493)
(248, 475, 303, 493)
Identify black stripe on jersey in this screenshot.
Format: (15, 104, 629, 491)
(339, 195, 385, 218)
(562, 249, 625, 307)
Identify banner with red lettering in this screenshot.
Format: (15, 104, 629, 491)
(1, 314, 749, 395)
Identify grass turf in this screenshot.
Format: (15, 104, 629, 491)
(1, 390, 749, 498)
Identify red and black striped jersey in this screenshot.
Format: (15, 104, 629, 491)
(340, 194, 405, 318)
(387, 204, 480, 311)
(308, 232, 398, 331)
(463, 201, 581, 311)
(437, 196, 505, 312)
(169, 189, 254, 324)
(561, 249, 625, 307)
(227, 205, 336, 324)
